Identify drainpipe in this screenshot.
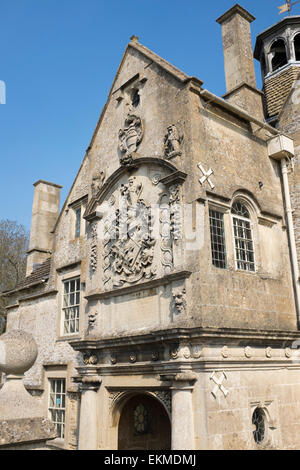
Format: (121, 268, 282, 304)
(267, 134, 300, 323)
(281, 157, 300, 320)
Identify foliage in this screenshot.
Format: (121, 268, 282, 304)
(0, 220, 29, 333)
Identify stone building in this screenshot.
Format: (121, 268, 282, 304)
(3, 3, 300, 450)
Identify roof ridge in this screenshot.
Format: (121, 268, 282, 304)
(129, 41, 190, 82)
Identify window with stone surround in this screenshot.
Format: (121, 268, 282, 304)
(209, 209, 227, 269)
(252, 407, 266, 445)
(231, 201, 255, 272)
(70, 196, 88, 239)
(62, 277, 80, 335)
(48, 378, 66, 439)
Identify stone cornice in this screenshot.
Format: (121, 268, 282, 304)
(70, 325, 300, 353)
(85, 270, 191, 301)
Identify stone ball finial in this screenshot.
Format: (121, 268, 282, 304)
(0, 330, 38, 375)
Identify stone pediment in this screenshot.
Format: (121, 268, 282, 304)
(84, 157, 186, 221)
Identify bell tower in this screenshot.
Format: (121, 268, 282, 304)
(255, 15, 300, 274)
(254, 15, 300, 125)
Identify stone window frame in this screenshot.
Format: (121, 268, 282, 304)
(231, 201, 256, 273)
(56, 264, 85, 340)
(44, 365, 71, 449)
(208, 207, 228, 269)
(61, 276, 81, 336)
(249, 400, 277, 449)
(69, 196, 88, 240)
(207, 194, 261, 274)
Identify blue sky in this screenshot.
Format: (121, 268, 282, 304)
(0, 0, 296, 230)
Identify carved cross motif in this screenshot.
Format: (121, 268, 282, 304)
(210, 371, 228, 398)
(197, 163, 215, 190)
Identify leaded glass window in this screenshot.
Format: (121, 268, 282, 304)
(62, 277, 80, 335)
(134, 403, 149, 434)
(209, 209, 227, 269)
(231, 201, 255, 272)
(49, 379, 66, 439)
(252, 408, 265, 444)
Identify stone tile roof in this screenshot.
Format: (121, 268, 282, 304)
(15, 258, 51, 291)
(264, 66, 300, 117)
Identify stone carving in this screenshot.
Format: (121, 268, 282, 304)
(244, 346, 252, 358)
(266, 347, 272, 358)
(169, 347, 179, 359)
(108, 391, 124, 410)
(129, 352, 137, 363)
(83, 352, 98, 365)
(197, 163, 215, 190)
(172, 288, 186, 315)
(160, 194, 173, 275)
(221, 346, 229, 358)
(210, 371, 228, 398)
(110, 354, 117, 365)
(104, 176, 156, 289)
(90, 222, 98, 272)
(169, 184, 182, 241)
(87, 309, 98, 331)
(151, 351, 159, 361)
(91, 171, 106, 197)
(285, 347, 292, 358)
(118, 114, 143, 165)
(164, 124, 183, 159)
(153, 391, 171, 414)
(191, 344, 203, 359)
(103, 197, 117, 290)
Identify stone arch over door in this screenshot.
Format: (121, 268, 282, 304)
(115, 392, 171, 450)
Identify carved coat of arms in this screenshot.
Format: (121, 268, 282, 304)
(104, 176, 156, 289)
(118, 115, 143, 165)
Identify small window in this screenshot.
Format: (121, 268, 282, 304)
(252, 408, 266, 445)
(75, 207, 81, 238)
(231, 202, 255, 272)
(131, 89, 140, 108)
(209, 209, 227, 269)
(270, 39, 288, 72)
(62, 277, 80, 335)
(48, 378, 66, 439)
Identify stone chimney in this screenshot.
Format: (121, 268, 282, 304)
(216, 4, 264, 121)
(26, 180, 62, 276)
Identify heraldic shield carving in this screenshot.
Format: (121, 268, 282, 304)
(103, 175, 156, 289)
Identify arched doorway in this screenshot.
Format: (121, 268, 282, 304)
(118, 393, 171, 450)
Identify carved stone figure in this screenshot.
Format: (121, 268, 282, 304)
(91, 171, 106, 197)
(164, 124, 183, 159)
(173, 288, 186, 315)
(87, 309, 98, 330)
(118, 114, 143, 165)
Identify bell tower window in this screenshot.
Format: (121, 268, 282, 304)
(270, 39, 288, 72)
(294, 33, 300, 61)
